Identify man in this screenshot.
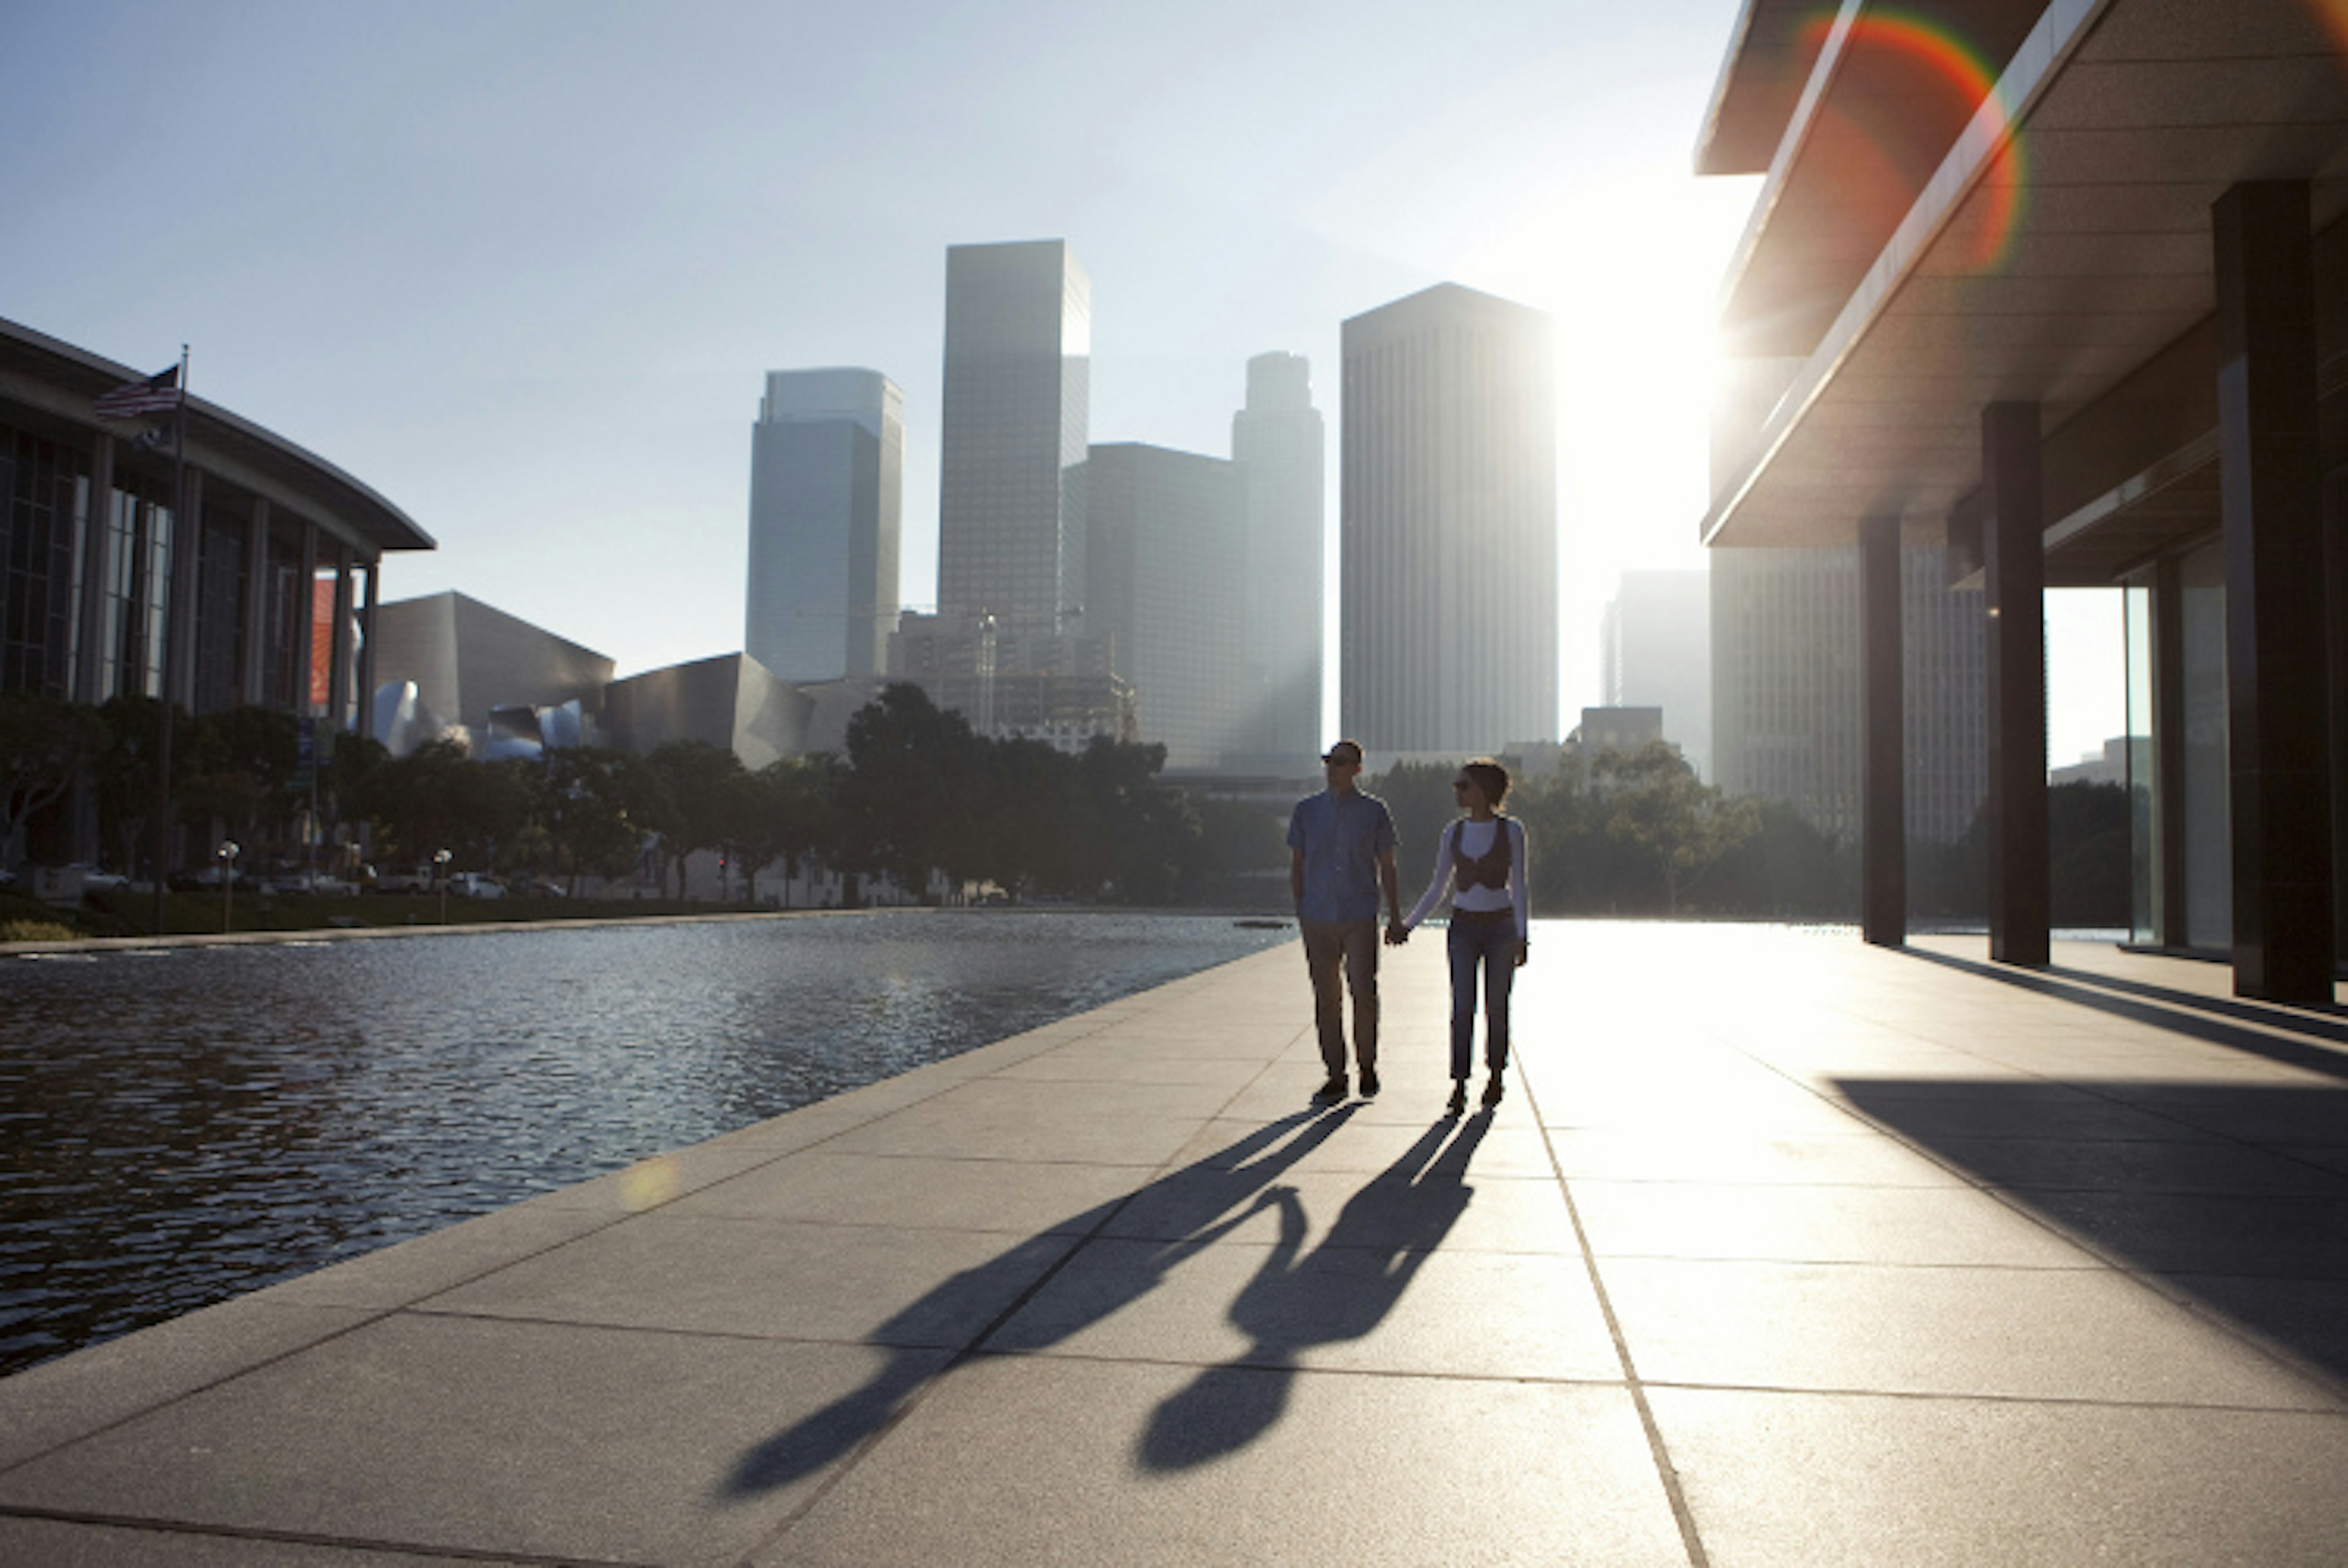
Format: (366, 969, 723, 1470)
(1287, 738, 1403, 1104)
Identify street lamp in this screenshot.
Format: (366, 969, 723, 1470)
(434, 847, 452, 925)
(217, 841, 239, 934)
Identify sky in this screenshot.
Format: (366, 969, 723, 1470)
(1, 0, 2125, 768)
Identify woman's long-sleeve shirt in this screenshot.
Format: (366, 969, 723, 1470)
(1401, 815, 1529, 939)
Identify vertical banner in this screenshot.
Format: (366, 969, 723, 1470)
(311, 575, 336, 709)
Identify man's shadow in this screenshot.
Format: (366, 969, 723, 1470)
(723, 1104, 1368, 1497)
(1138, 1113, 1488, 1470)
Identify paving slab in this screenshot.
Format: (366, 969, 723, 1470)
(7, 926, 2348, 1564)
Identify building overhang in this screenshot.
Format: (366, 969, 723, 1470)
(0, 316, 434, 557)
(1702, 0, 2348, 584)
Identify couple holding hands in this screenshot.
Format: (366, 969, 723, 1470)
(1287, 739, 1529, 1119)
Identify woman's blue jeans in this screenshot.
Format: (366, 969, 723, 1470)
(1447, 915, 1516, 1081)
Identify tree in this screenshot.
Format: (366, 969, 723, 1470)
(0, 692, 104, 867)
(93, 695, 174, 878)
(841, 684, 981, 898)
(536, 748, 646, 893)
(1368, 760, 1463, 894)
(1077, 737, 1198, 904)
(641, 740, 746, 897)
(1592, 740, 1760, 915)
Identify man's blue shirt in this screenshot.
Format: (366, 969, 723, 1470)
(1288, 788, 1398, 923)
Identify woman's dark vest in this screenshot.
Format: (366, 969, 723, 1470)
(1452, 818, 1512, 891)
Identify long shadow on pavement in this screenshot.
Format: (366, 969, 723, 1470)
(1139, 1113, 1488, 1470)
(723, 1102, 1425, 1497)
(1846, 949, 2348, 1389)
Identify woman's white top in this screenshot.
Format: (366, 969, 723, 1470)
(1402, 815, 1530, 938)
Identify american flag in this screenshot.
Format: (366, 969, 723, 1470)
(92, 365, 182, 419)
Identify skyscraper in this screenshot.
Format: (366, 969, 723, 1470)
(1231, 352, 1326, 767)
(1340, 284, 1558, 753)
(937, 240, 1090, 635)
(1710, 545, 1985, 846)
(1602, 569, 1713, 780)
(745, 368, 902, 682)
(1077, 443, 1247, 770)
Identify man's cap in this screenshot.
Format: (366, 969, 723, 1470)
(1321, 739, 1365, 765)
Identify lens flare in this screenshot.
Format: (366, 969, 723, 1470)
(1802, 7, 2026, 273)
(618, 1154, 682, 1211)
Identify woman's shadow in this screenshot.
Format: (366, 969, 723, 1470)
(1138, 1113, 1488, 1470)
(722, 1103, 1379, 1497)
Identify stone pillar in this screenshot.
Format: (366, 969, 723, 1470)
(2213, 181, 2335, 1001)
(1982, 401, 2049, 966)
(2151, 557, 2188, 949)
(356, 559, 379, 745)
(1860, 515, 1906, 947)
(168, 469, 204, 711)
(75, 433, 115, 704)
(240, 498, 271, 707)
(297, 520, 319, 716)
(329, 543, 355, 729)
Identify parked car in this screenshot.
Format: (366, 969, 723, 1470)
(372, 866, 434, 894)
(169, 866, 259, 893)
(62, 863, 129, 891)
(447, 872, 506, 899)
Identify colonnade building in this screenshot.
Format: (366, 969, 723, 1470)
(1697, 0, 2348, 999)
(0, 317, 429, 736)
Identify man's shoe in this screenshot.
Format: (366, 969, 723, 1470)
(1312, 1074, 1348, 1105)
(1359, 1067, 1381, 1098)
(1445, 1081, 1468, 1117)
(1480, 1074, 1505, 1108)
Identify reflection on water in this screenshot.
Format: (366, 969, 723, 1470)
(0, 911, 1290, 1377)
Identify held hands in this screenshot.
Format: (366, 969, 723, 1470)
(1384, 918, 1409, 946)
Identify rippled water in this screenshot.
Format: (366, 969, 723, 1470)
(0, 910, 1292, 1376)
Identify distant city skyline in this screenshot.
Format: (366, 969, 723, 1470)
(0, 0, 2124, 767)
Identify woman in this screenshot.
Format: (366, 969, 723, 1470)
(1392, 757, 1529, 1115)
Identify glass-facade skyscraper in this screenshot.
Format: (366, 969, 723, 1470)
(745, 369, 903, 683)
(1077, 442, 1247, 771)
(1340, 284, 1558, 753)
(1232, 352, 1326, 767)
(937, 240, 1090, 635)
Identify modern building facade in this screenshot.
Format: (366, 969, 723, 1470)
(602, 652, 811, 773)
(745, 368, 902, 683)
(1710, 547, 1985, 848)
(1230, 352, 1326, 769)
(1696, 0, 2347, 997)
(1077, 443, 1248, 771)
(371, 592, 613, 755)
(1341, 284, 1558, 753)
(0, 317, 429, 728)
(937, 240, 1090, 636)
(1601, 569, 1713, 781)
(888, 610, 1134, 754)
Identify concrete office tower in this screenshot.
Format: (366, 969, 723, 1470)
(1710, 545, 1985, 846)
(1602, 569, 1713, 780)
(1078, 443, 1247, 771)
(937, 240, 1090, 634)
(745, 369, 903, 683)
(1341, 284, 1558, 753)
(1231, 352, 1326, 767)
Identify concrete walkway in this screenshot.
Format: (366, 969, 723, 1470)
(3, 923, 2346, 1566)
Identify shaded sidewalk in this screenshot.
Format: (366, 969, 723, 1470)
(2, 924, 2346, 1564)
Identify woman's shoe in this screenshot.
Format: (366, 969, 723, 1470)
(1445, 1080, 1468, 1117)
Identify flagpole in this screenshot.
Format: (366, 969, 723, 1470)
(149, 345, 188, 937)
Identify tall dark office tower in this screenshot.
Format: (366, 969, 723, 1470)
(1340, 284, 1558, 752)
(1231, 352, 1326, 767)
(745, 369, 903, 682)
(937, 240, 1090, 634)
(1077, 443, 1247, 770)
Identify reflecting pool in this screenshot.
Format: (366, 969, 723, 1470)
(0, 911, 1292, 1375)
